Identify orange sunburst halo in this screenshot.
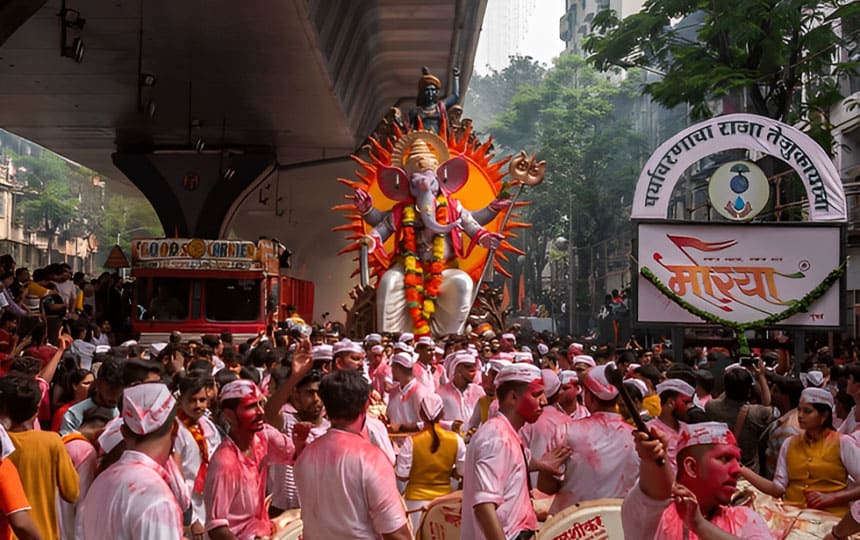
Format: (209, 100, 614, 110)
(332, 123, 530, 286)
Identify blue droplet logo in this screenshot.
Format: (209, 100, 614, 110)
(734, 196, 746, 211)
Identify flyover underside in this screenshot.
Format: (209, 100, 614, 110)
(112, 149, 276, 238)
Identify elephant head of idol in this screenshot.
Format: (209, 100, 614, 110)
(377, 131, 468, 235)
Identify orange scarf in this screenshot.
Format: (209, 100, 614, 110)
(178, 410, 209, 494)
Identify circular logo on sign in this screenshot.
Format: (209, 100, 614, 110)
(708, 160, 769, 221)
(186, 239, 206, 258)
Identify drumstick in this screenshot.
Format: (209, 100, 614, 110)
(605, 363, 666, 467)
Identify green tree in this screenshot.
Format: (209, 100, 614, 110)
(96, 194, 162, 267)
(465, 55, 547, 137)
(12, 152, 80, 260)
(486, 55, 645, 325)
(585, 0, 860, 151)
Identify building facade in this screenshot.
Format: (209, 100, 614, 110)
(0, 160, 96, 273)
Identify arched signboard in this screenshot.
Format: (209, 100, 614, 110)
(633, 114, 845, 331)
(632, 113, 846, 221)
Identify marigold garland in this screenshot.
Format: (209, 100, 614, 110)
(400, 195, 449, 336)
(641, 263, 845, 355)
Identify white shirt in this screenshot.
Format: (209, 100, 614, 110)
(438, 382, 485, 424)
(295, 428, 407, 539)
(269, 405, 329, 510)
(413, 361, 438, 392)
(646, 417, 686, 473)
(520, 405, 573, 487)
(622, 480, 774, 540)
(565, 402, 591, 420)
(55, 280, 76, 307)
(839, 405, 857, 434)
(461, 413, 537, 540)
(547, 411, 640, 514)
(76, 450, 183, 540)
(387, 379, 430, 426)
(174, 415, 222, 526)
(364, 415, 396, 465)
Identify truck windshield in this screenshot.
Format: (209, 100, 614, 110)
(204, 279, 261, 322)
(139, 277, 191, 321)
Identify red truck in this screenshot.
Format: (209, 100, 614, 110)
(130, 238, 313, 344)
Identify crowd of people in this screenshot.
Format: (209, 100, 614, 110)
(1, 259, 860, 539)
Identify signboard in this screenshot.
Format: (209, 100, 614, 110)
(631, 114, 846, 222)
(131, 238, 279, 273)
(636, 224, 841, 327)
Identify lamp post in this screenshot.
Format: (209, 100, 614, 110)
(568, 190, 576, 336)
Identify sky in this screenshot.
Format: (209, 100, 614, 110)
(474, 0, 566, 75)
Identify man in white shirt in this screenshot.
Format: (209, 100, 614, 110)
(269, 369, 329, 514)
(387, 351, 430, 432)
(520, 369, 573, 487)
(556, 370, 589, 420)
(463, 356, 511, 436)
(412, 337, 439, 392)
(647, 378, 695, 471)
(295, 369, 410, 540)
(174, 375, 222, 538)
(332, 339, 396, 464)
(622, 422, 774, 539)
(462, 363, 569, 540)
(437, 351, 485, 426)
(77, 383, 184, 539)
(539, 362, 640, 514)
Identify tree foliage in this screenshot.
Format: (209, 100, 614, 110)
(471, 55, 645, 319)
(465, 56, 547, 137)
(13, 153, 81, 248)
(3, 141, 162, 268)
(585, 0, 860, 151)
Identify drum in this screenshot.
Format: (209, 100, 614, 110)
(271, 509, 302, 540)
(415, 490, 463, 540)
(272, 519, 303, 540)
(735, 481, 859, 539)
(537, 498, 624, 540)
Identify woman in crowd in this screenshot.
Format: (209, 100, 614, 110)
(51, 368, 94, 432)
(395, 393, 465, 532)
(741, 387, 860, 517)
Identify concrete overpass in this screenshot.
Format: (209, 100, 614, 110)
(0, 0, 487, 318)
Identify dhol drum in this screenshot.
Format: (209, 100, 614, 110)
(735, 481, 860, 539)
(415, 490, 463, 540)
(537, 499, 624, 540)
(271, 509, 302, 540)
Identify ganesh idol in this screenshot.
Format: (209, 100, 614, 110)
(353, 131, 508, 336)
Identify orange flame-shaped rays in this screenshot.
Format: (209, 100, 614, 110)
(331, 122, 529, 284)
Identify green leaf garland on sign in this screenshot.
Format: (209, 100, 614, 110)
(640, 263, 845, 355)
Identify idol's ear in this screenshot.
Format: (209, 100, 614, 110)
(377, 166, 411, 201)
(436, 155, 469, 195)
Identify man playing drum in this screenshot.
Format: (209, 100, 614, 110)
(622, 421, 774, 539)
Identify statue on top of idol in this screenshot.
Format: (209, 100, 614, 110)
(408, 66, 460, 134)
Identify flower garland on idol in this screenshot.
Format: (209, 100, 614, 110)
(640, 263, 845, 355)
(401, 194, 449, 336)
